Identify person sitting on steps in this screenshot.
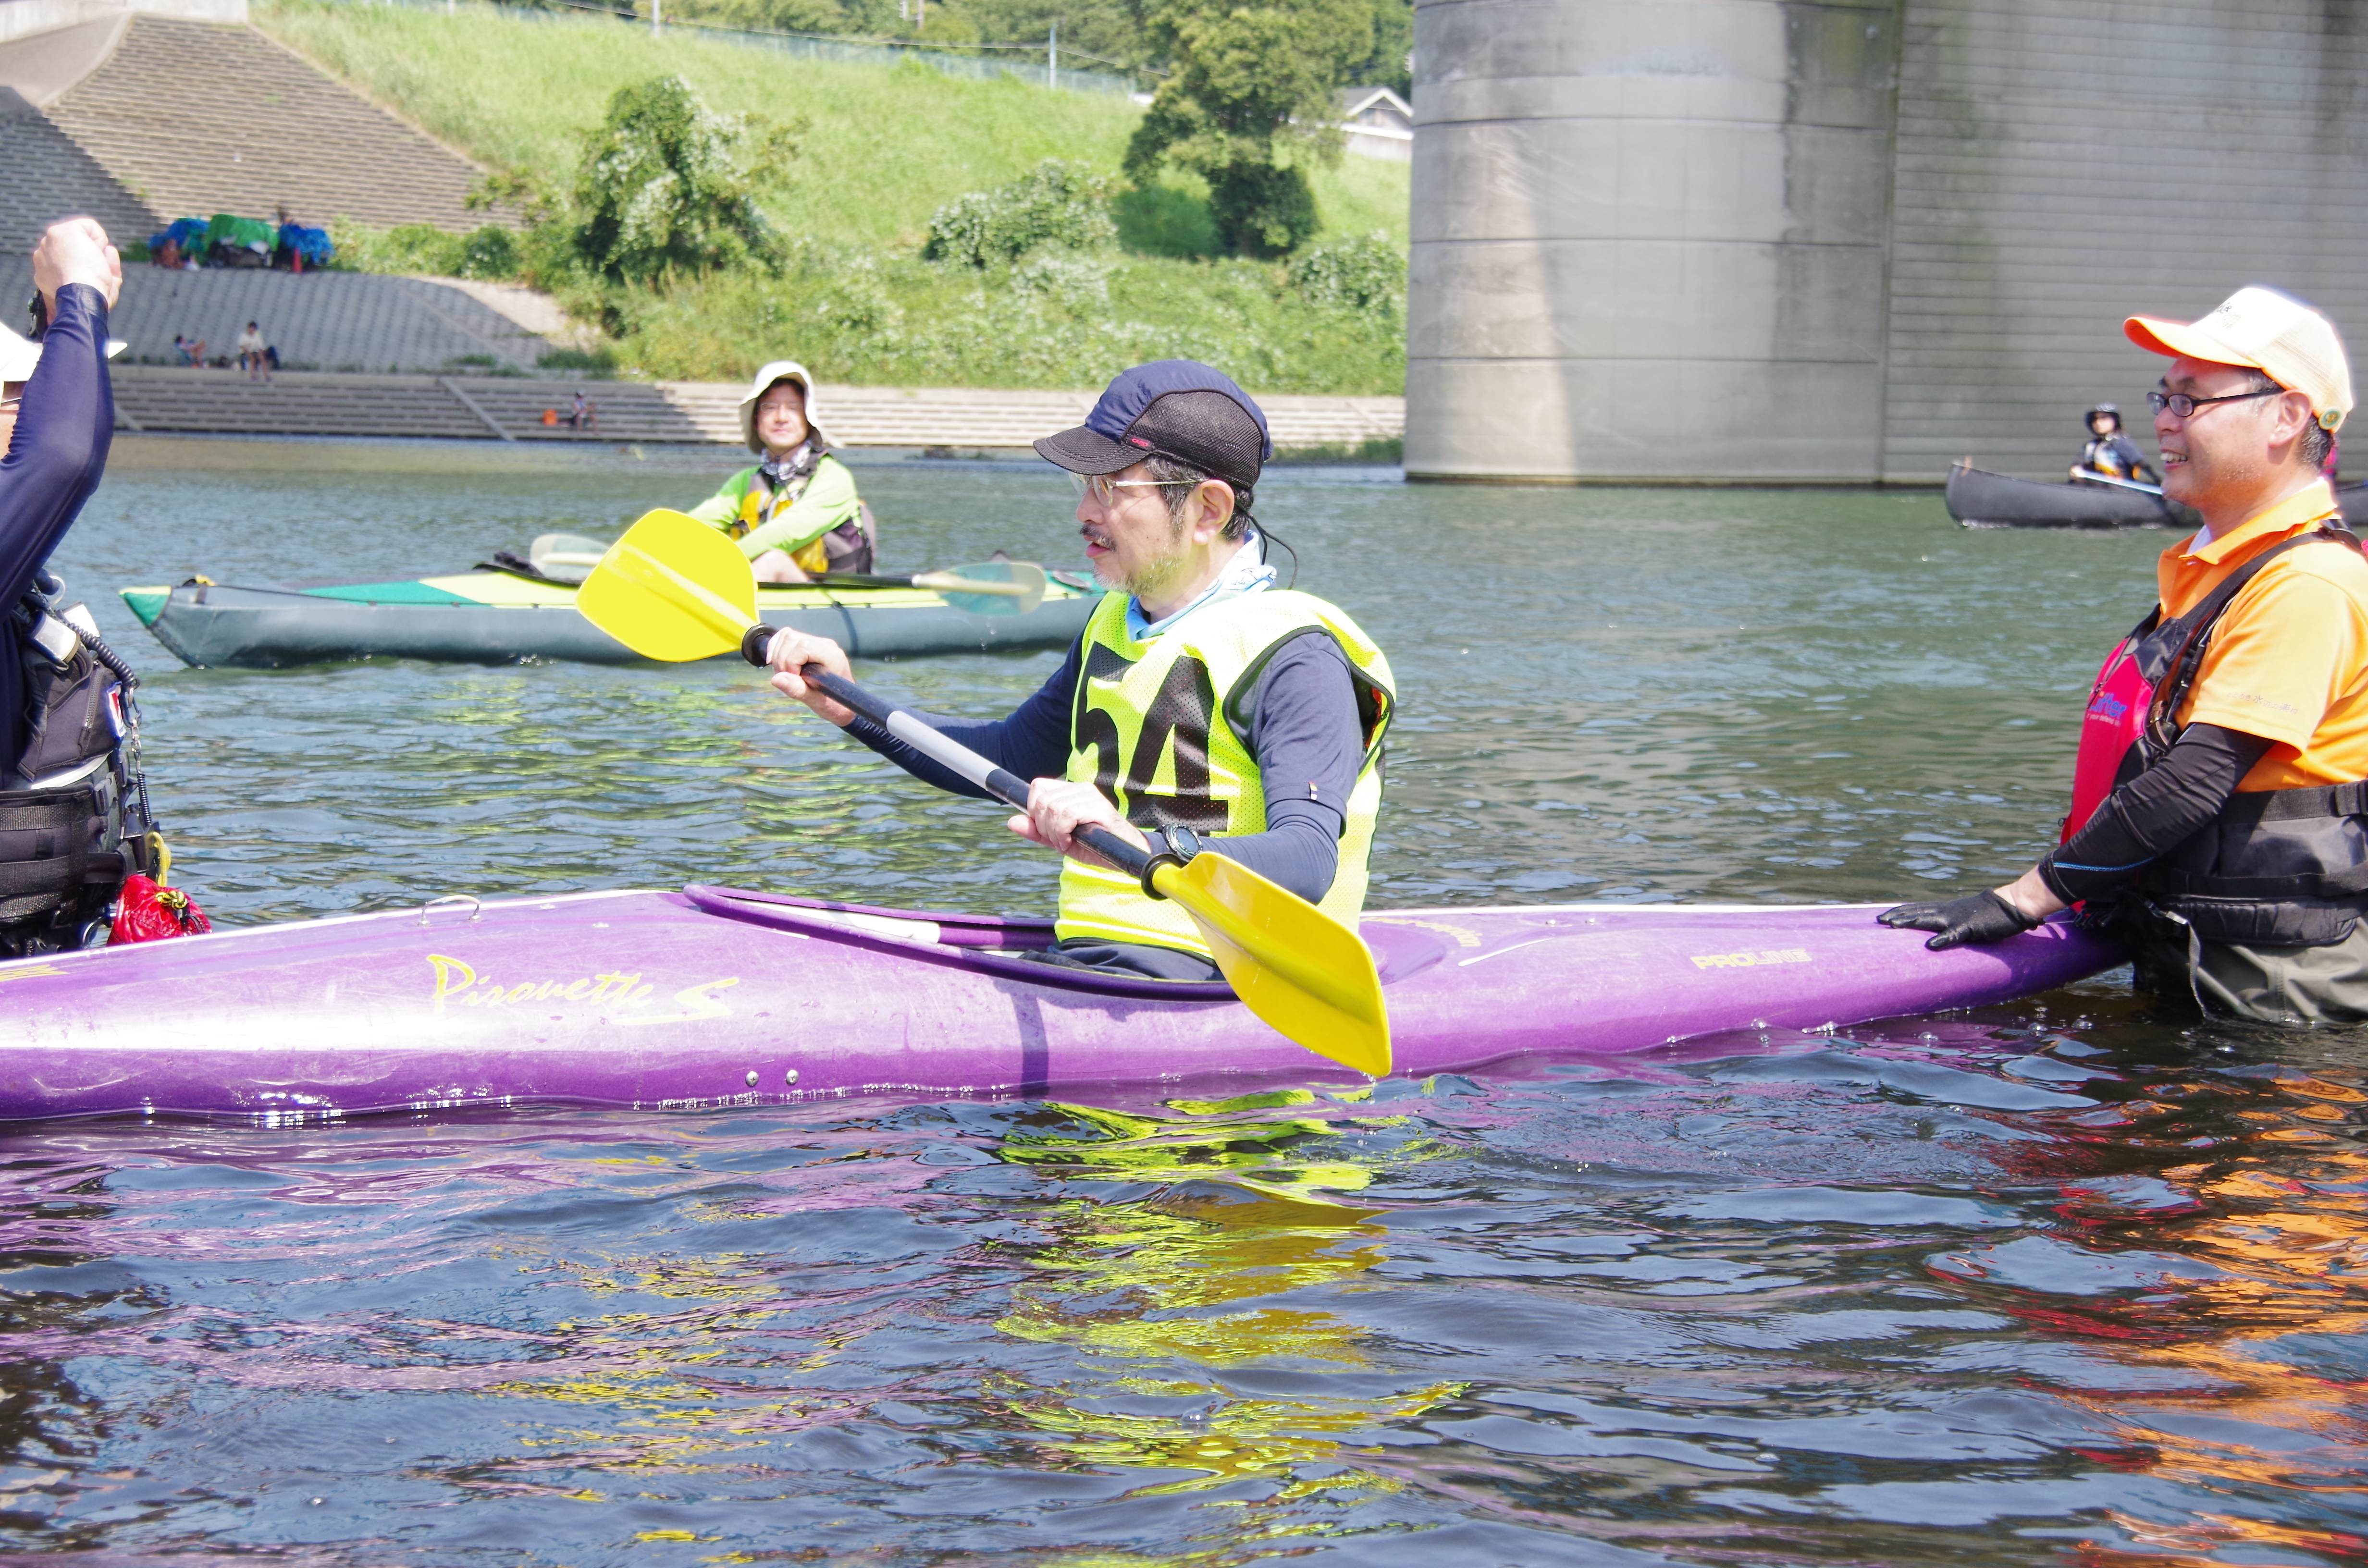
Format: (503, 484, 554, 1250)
(235, 321, 268, 382)
(686, 362, 872, 582)
(2071, 403, 2161, 488)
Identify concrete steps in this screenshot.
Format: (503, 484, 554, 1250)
(112, 368, 495, 440)
(42, 15, 486, 234)
(0, 85, 159, 252)
(0, 257, 554, 373)
(106, 365, 1407, 452)
(668, 384, 1405, 452)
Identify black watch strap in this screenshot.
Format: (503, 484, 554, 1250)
(1138, 824, 1203, 900)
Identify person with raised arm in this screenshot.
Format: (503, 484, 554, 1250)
(0, 218, 183, 953)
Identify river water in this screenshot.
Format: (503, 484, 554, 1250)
(0, 437, 2357, 1565)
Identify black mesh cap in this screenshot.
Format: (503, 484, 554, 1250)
(1033, 360, 1272, 486)
(1131, 391, 1267, 486)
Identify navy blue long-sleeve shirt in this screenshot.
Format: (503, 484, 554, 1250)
(840, 628, 1366, 902)
(0, 283, 112, 772)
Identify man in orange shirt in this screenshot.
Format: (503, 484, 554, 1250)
(1884, 286, 2368, 1024)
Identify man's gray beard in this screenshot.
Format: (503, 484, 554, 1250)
(1096, 517, 1196, 600)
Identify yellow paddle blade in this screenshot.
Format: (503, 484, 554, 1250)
(576, 509, 760, 662)
(1151, 853, 1392, 1077)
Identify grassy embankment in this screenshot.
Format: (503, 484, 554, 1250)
(255, 0, 1410, 404)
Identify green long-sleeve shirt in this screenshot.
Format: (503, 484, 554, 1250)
(685, 453, 863, 560)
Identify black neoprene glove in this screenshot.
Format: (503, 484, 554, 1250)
(1877, 890, 2039, 952)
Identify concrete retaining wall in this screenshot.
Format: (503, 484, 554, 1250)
(1409, 0, 2368, 484)
(0, 0, 243, 47)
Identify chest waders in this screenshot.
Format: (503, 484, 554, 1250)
(0, 572, 163, 954)
(2069, 525, 2368, 984)
(1055, 589, 1394, 956)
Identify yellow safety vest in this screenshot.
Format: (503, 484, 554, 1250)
(734, 485, 832, 574)
(1055, 588, 1394, 955)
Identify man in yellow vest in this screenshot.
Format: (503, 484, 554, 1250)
(764, 360, 1394, 982)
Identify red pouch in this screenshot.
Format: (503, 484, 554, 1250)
(110, 874, 212, 944)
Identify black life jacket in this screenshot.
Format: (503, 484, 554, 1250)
(2114, 525, 2368, 946)
(2079, 433, 2148, 482)
(0, 573, 159, 949)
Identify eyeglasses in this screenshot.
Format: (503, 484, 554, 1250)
(2148, 387, 2286, 418)
(1068, 472, 1194, 505)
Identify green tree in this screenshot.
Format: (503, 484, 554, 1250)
(1122, 0, 1375, 257)
(570, 76, 802, 284)
(1350, 0, 1411, 95)
(923, 159, 1117, 267)
(954, 0, 1148, 69)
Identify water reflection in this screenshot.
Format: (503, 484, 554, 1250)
(0, 1013, 2355, 1562)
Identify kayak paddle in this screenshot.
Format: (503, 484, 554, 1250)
(2076, 472, 2170, 498)
(575, 507, 1392, 1076)
(531, 532, 609, 580)
(530, 526, 1044, 613)
(819, 561, 1048, 616)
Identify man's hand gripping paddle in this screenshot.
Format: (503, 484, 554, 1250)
(576, 508, 1393, 1076)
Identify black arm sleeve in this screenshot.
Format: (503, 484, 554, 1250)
(835, 639, 1079, 798)
(1218, 634, 1364, 904)
(2038, 723, 2274, 902)
(0, 283, 111, 770)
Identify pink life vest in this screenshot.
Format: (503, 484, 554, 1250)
(2061, 526, 2355, 843)
(2064, 637, 2149, 843)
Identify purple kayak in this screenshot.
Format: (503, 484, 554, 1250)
(0, 887, 2120, 1122)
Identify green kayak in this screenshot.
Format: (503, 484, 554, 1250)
(122, 564, 1099, 669)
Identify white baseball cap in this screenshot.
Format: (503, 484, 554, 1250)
(2126, 285, 2353, 432)
(0, 320, 126, 383)
(736, 360, 829, 452)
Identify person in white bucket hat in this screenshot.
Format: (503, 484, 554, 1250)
(684, 359, 874, 582)
(1884, 285, 2368, 1026)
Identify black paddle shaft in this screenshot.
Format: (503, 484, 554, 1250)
(738, 625, 1170, 888)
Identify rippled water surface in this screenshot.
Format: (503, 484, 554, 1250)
(0, 437, 2355, 1564)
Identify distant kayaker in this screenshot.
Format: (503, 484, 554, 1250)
(687, 362, 874, 583)
(0, 218, 171, 953)
(2070, 403, 2161, 487)
(763, 360, 1394, 984)
(1883, 286, 2368, 1025)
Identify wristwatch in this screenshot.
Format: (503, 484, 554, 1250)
(1138, 823, 1203, 898)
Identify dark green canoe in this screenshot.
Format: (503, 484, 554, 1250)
(122, 568, 1099, 669)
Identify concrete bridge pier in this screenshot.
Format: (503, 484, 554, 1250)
(1407, 0, 1899, 483)
(1410, 0, 2368, 486)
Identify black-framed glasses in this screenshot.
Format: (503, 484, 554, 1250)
(2148, 387, 2285, 418)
